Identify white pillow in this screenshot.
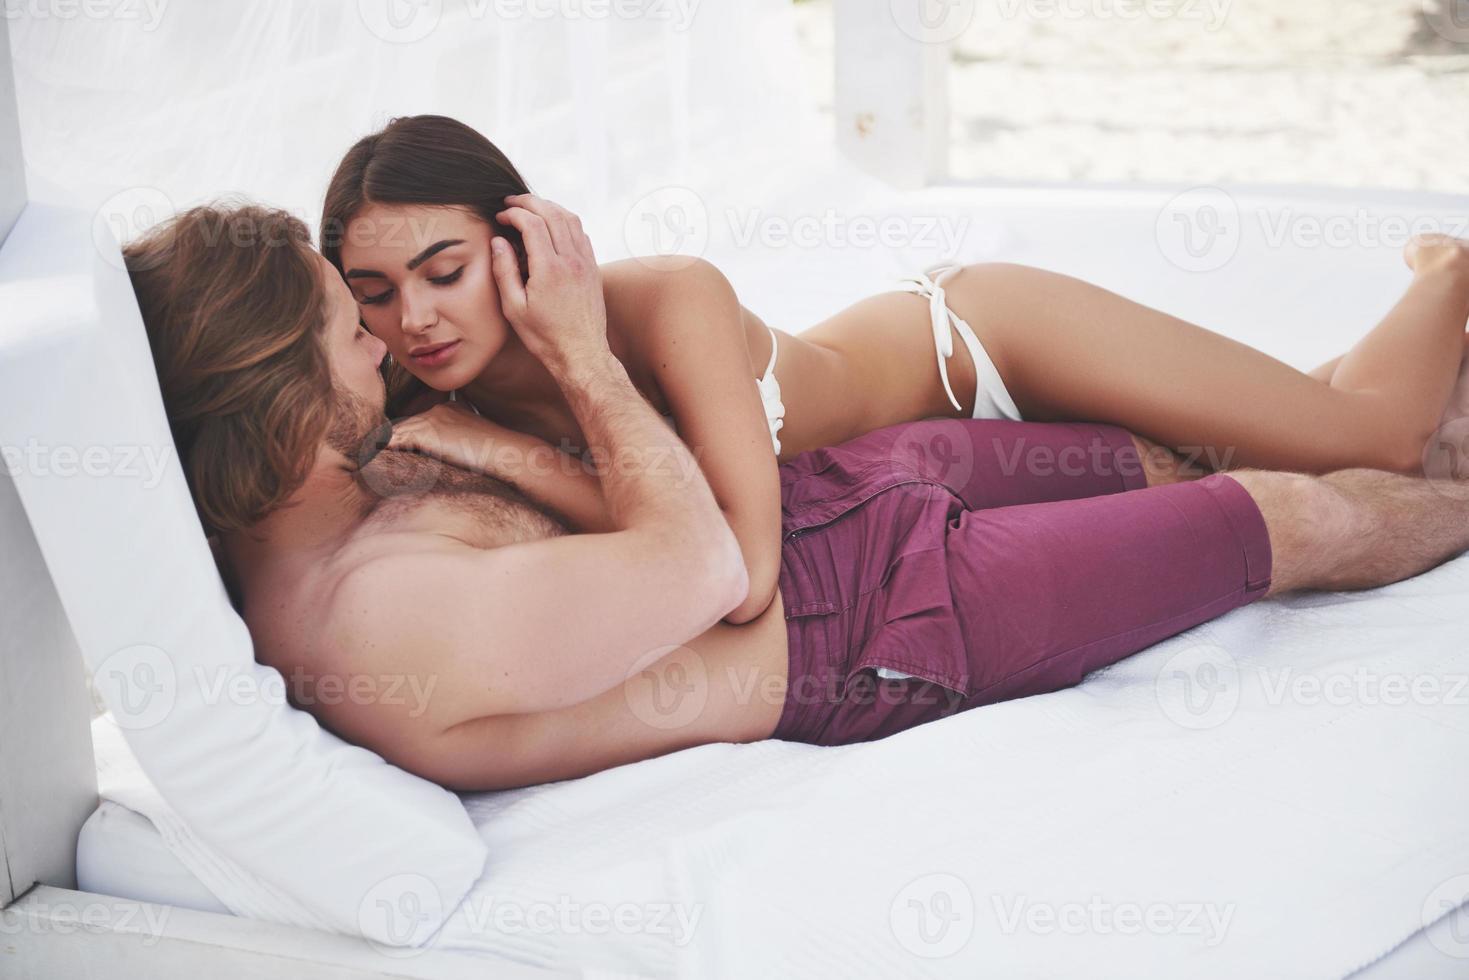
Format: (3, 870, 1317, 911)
(0, 202, 487, 946)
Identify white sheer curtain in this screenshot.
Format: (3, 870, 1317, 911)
(10, 0, 970, 328)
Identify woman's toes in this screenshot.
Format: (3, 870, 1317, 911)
(1404, 233, 1469, 276)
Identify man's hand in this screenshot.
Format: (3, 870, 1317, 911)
(492, 194, 609, 371)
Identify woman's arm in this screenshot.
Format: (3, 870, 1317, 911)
(603, 257, 783, 625)
(389, 403, 615, 533)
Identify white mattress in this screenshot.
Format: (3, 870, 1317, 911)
(77, 800, 230, 916)
(76, 185, 1469, 977)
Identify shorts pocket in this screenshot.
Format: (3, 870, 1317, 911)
(847, 546, 972, 699)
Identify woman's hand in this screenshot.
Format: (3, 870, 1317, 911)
(387, 402, 505, 474)
(388, 402, 615, 532)
(491, 194, 610, 370)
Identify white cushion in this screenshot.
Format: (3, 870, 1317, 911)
(0, 201, 487, 946)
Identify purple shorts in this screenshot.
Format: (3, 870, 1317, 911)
(772, 419, 1272, 746)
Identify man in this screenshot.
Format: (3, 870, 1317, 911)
(127, 199, 1469, 792)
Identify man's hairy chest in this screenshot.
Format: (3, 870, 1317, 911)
(353, 448, 569, 551)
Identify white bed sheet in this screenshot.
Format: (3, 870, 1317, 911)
(76, 186, 1469, 978)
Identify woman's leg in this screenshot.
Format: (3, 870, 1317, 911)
(939, 235, 1469, 474)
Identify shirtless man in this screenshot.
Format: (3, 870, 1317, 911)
(125, 199, 1469, 792)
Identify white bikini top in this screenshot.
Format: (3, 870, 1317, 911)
(448, 326, 787, 456)
(755, 327, 785, 455)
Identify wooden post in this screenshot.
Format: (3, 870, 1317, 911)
(0, 12, 98, 909)
(0, 465, 100, 903)
(0, 15, 24, 244)
(833, 0, 954, 189)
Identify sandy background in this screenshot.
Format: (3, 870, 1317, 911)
(794, 0, 1469, 193)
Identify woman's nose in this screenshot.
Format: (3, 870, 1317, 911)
(399, 287, 437, 335)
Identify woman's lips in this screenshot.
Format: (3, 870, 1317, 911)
(409, 340, 461, 368)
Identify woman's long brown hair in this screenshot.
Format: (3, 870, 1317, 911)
(320, 115, 534, 416)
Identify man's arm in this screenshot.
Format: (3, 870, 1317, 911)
(327, 530, 737, 732)
(328, 196, 749, 746)
(497, 191, 748, 614)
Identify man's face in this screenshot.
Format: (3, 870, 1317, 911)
(318, 253, 390, 458)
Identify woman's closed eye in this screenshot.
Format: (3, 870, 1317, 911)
(356, 266, 464, 306)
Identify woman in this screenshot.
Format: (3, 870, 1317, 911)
(321, 114, 1469, 626)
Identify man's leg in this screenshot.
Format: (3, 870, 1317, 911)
(941, 466, 1469, 712)
(940, 473, 1273, 710)
(844, 418, 1203, 514)
(1226, 467, 1469, 595)
(805, 449, 1469, 745)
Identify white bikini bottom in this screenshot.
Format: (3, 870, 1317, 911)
(754, 263, 1022, 458)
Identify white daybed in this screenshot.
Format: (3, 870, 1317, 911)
(4, 13, 1469, 980)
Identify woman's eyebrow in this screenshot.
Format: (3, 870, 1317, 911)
(406, 239, 466, 271)
(344, 238, 468, 279)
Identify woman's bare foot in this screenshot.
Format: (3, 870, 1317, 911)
(1404, 233, 1469, 278)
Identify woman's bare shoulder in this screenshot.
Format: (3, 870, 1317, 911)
(598, 256, 742, 397)
(600, 255, 737, 332)
(601, 254, 730, 297)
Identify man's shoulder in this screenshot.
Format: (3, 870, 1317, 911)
(321, 536, 473, 631)
(269, 542, 482, 751)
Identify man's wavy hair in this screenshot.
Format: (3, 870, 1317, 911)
(124, 203, 333, 536)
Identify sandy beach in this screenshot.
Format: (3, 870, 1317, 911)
(794, 0, 1469, 193)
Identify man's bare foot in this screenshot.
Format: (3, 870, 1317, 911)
(1404, 233, 1469, 278)
(1423, 332, 1469, 483)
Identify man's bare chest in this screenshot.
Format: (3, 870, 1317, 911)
(356, 449, 567, 550)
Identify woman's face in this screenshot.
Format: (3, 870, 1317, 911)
(339, 203, 511, 392)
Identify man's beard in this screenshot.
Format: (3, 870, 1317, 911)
(325, 386, 390, 467)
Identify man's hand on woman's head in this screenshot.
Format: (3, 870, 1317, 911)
(491, 194, 610, 371)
